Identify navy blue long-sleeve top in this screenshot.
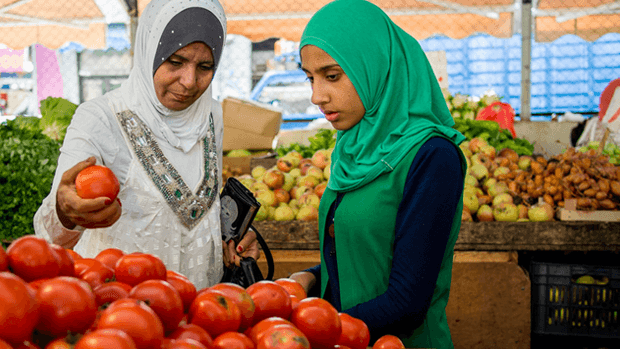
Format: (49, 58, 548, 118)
(304, 137, 464, 342)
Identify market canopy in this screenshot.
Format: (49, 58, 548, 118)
(135, 0, 620, 43)
(0, 0, 130, 50)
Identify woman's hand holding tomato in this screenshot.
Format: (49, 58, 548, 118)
(56, 157, 122, 230)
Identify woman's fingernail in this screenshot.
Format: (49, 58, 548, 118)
(237, 245, 244, 252)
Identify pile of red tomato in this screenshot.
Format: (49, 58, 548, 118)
(0, 235, 406, 349)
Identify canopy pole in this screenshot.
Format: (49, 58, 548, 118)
(521, 0, 532, 121)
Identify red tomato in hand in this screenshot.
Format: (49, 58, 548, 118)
(189, 292, 242, 338)
(97, 298, 165, 349)
(206, 283, 256, 331)
(115, 252, 167, 287)
(166, 271, 197, 313)
(75, 328, 137, 349)
(94, 248, 125, 270)
(337, 313, 370, 349)
(372, 335, 405, 349)
(290, 297, 341, 349)
(6, 235, 61, 282)
(256, 324, 310, 349)
(35, 276, 98, 338)
(246, 281, 292, 324)
(129, 279, 185, 334)
(212, 331, 254, 349)
(93, 281, 133, 308)
(0, 272, 40, 346)
(274, 278, 307, 300)
(49, 243, 75, 277)
(167, 323, 214, 349)
(75, 165, 120, 201)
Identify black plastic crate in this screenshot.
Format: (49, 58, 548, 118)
(531, 261, 620, 338)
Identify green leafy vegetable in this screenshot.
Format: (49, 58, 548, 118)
(276, 128, 337, 158)
(39, 97, 78, 142)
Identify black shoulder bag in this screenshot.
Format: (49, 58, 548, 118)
(219, 177, 274, 287)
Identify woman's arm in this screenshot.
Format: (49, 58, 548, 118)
(344, 137, 464, 340)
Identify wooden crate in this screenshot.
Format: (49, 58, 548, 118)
(556, 199, 620, 222)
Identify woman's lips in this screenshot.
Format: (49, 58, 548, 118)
(323, 111, 339, 122)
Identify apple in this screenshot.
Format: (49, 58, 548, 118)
(517, 156, 533, 171)
(250, 181, 270, 193)
(487, 182, 509, 197)
(274, 205, 296, 221)
(254, 204, 269, 221)
(254, 189, 277, 207)
(479, 145, 496, 160)
(461, 209, 473, 222)
(477, 194, 492, 206)
(268, 206, 277, 220)
(311, 149, 331, 170)
(323, 165, 331, 181)
(297, 175, 320, 188)
(251, 166, 267, 180)
(276, 158, 294, 173)
(463, 191, 479, 214)
(299, 193, 321, 210)
(528, 201, 554, 222)
(493, 166, 510, 178)
(238, 177, 255, 190)
(299, 162, 314, 176)
(274, 188, 291, 205)
(464, 174, 479, 187)
(498, 148, 519, 163)
(296, 205, 319, 221)
(469, 163, 489, 181)
(492, 193, 513, 207)
(282, 172, 296, 192)
(476, 204, 494, 222)
(469, 137, 488, 154)
(282, 154, 301, 169)
(482, 178, 497, 191)
(306, 166, 324, 181)
(262, 169, 285, 189)
(286, 151, 303, 164)
(314, 182, 327, 199)
(493, 202, 519, 222)
(291, 185, 313, 200)
(289, 168, 302, 179)
(470, 153, 492, 169)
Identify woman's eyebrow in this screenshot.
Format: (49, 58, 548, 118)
(301, 63, 341, 73)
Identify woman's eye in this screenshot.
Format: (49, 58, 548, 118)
(200, 64, 215, 71)
(169, 60, 182, 66)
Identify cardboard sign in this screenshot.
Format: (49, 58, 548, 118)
(425, 50, 449, 90)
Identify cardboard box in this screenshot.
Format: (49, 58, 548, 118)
(222, 97, 282, 151)
(222, 152, 275, 175)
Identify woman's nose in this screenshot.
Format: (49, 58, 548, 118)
(310, 82, 328, 106)
(179, 67, 197, 89)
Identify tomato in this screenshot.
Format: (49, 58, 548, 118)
(207, 283, 256, 331)
(274, 279, 307, 300)
(0, 246, 8, 272)
(115, 252, 167, 287)
(44, 336, 78, 349)
(167, 323, 213, 349)
(6, 235, 61, 282)
(97, 298, 164, 349)
(65, 249, 83, 261)
(0, 339, 12, 349)
(93, 281, 133, 308)
(74, 258, 103, 277)
(129, 279, 185, 334)
(14, 340, 42, 349)
(371, 335, 405, 349)
(246, 317, 293, 345)
(290, 297, 341, 349)
(28, 278, 52, 291)
(166, 272, 197, 313)
(0, 272, 40, 346)
(75, 165, 120, 201)
(80, 264, 115, 290)
(189, 291, 242, 338)
(166, 338, 207, 349)
(289, 295, 300, 311)
(255, 324, 310, 349)
(35, 276, 98, 338)
(212, 331, 254, 349)
(74, 328, 137, 349)
(246, 281, 292, 324)
(337, 313, 370, 349)
(94, 248, 125, 270)
(49, 244, 75, 277)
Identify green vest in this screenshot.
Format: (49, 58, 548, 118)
(318, 135, 465, 349)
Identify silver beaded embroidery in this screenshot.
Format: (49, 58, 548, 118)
(117, 110, 218, 230)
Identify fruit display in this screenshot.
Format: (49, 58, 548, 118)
(235, 147, 332, 222)
(0, 235, 401, 349)
(461, 136, 620, 222)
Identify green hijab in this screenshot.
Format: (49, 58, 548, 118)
(300, 0, 466, 192)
